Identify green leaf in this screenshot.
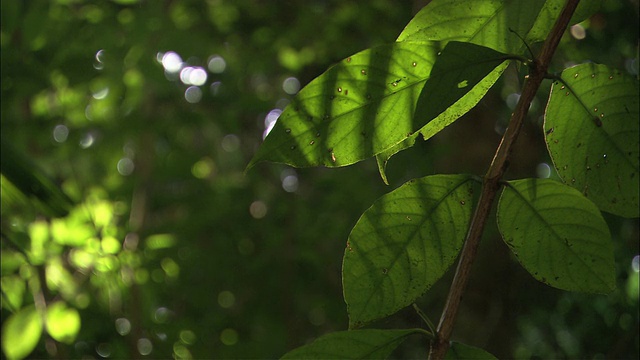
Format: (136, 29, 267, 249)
(247, 41, 441, 170)
(280, 329, 423, 360)
(445, 341, 498, 359)
(0, 137, 74, 218)
(343, 175, 477, 328)
(1, 276, 26, 312)
(544, 63, 639, 218)
(413, 42, 509, 141)
(45, 301, 81, 344)
(376, 41, 509, 184)
(398, 0, 601, 54)
(1, 305, 43, 360)
(497, 179, 615, 293)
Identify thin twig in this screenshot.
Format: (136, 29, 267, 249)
(428, 1, 582, 358)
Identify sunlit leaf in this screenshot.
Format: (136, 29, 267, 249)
(375, 42, 509, 183)
(280, 329, 423, 359)
(247, 41, 441, 170)
(445, 341, 498, 359)
(544, 63, 639, 218)
(46, 301, 81, 344)
(1, 305, 42, 360)
(343, 175, 477, 328)
(497, 179, 615, 293)
(398, 0, 601, 54)
(0, 276, 25, 312)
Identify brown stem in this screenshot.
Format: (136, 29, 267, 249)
(428, 0, 581, 358)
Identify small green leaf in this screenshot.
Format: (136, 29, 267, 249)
(544, 63, 639, 218)
(1, 276, 26, 311)
(497, 179, 615, 293)
(280, 329, 423, 360)
(45, 301, 81, 344)
(343, 175, 477, 328)
(247, 41, 441, 170)
(2, 305, 43, 360)
(445, 341, 498, 359)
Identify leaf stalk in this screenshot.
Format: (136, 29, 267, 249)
(428, 1, 582, 358)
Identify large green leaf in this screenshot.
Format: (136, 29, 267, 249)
(398, 0, 601, 54)
(280, 329, 423, 360)
(376, 42, 509, 184)
(247, 41, 441, 170)
(497, 179, 615, 293)
(1, 305, 43, 360)
(544, 63, 639, 218)
(343, 175, 477, 328)
(445, 341, 498, 359)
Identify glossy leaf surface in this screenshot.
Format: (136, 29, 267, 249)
(280, 329, 422, 359)
(544, 63, 639, 218)
(398, 0, 601, 54)
(1, 306, 42, 360)
(343, 175, 477, 328)
(248, 41, 440, 170)
(497, 179, 615, 293)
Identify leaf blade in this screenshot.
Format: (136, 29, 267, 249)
(247, 41, 441, 170)
(343, 174, 477, 328)
(497, 179, 615, 293)
(544, 63, 639, 218)
(280, 329, 422, 360)
(1, 305, 43, 360)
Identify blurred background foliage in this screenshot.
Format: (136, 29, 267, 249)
(0, 0, 637, 359)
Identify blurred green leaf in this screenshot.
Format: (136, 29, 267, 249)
(45, 301, 81, 344)
(343, 175, 477, 328)
(280, 329, 423, 359)
(497, 179, 615, 293)
(0, 276, 25, 312)
(0, 139, 74, 218)
(445, 341, 498, 359)
(544, 63, 639, 218)
(1, 305, 42, 360)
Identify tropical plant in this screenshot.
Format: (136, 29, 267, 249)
(247, 0, 639, 358)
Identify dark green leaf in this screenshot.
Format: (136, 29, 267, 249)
(343, 175, 477, 328)
(497, 179, 615, 293)
(445, 341, 498, 359)
(0, 138, 74, 218)
(376, 41, 509, 184)
(247, 41, 441, 170)
(544, 63, 639, 218)
(280, 329, 423, 360)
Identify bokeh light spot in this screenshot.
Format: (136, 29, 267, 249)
(207, 55, 226, 73)
(117, 158, 135, 176)
(221, 134, 240, 152)
(570, 24, 586, 40)
(282, 77, 301, 95)
(162, 51, 183, 73)
(220, 328, 238, 346)
(536, 163, 551, 178)
(184, 86, 202, 103)
(249, 201, 267, 219)
(218, 291, 235, 309)
(115, 318, 131, 336)
(263, 109, 282, 139)
(53, 125, 69, 143)
(137, 338, 153, 356)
